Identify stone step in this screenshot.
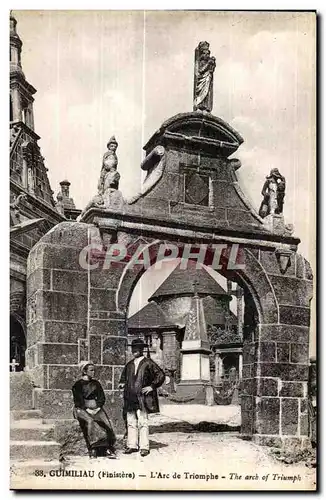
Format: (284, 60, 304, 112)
(10, 422, 55, 442)
(10, 441, 61, 461)
(11, 410, 43, 421)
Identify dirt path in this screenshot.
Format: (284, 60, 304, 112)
(11, 404, 316, 491)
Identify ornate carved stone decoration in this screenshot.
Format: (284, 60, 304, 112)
(127, 146, 166, 205)
(275, 248, 292, 274)
(193, 41, 216, 113)
(10, 193, 27, 224)
(259, 168, 286, 218)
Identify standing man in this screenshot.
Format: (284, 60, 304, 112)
(119, 338, 165, 457)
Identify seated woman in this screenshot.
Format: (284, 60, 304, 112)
(72, 361, 117, 459)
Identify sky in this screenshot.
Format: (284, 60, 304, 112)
(12, 11, 316, 345)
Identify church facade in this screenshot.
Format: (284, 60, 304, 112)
(9, 14, 80, 371)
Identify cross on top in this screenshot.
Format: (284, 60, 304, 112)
(10, 358, 19, 372)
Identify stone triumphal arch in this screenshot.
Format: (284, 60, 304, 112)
(26, 43, 313, 448)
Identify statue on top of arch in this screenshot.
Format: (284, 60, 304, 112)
(193, 41, 216, 113)
(259, 168, 286, 219)
(78, 136, 124, 220)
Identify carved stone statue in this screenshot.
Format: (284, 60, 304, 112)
(98, 136, 120, 195)
(193, 41, 216, 113)
(259, 168, 286, 218)
(77, 136, 124, 220)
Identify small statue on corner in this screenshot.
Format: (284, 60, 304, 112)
(98, 136, 120, 196)
(77, 136, 124, 220)
(259, 168, 286, 219)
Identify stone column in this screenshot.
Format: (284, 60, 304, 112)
(236, 286, 244, 341)
(238, 352, 243, 380)
(214, 352, 222, 384)
(11, 88, 22, 122)
(162, 330, 178, 372)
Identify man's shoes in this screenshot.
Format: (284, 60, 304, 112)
(106, 449, 117, 459)
(140, 449, 150, 457)
(123, 448, 138, 454)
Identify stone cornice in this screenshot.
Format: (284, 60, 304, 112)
(10, 70, 37, 96)
(10, 121, 40, 142)
(82, 207, 300, 250)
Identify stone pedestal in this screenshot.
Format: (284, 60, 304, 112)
(175, 292, 213, 405)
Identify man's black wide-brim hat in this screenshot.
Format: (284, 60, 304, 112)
(131, 338, 146, 349)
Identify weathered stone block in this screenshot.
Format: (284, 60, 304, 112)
(27, 320, 44, 347)
(40, 221, 91, 248)
(90, 288, 116, 312)
(42, 290, 88, 322)
(10, 372, 34, 410)
(259, 324, 310, 343)
(26, 345, 37, 369)
(257, 378, 278, 397)
(113, 366, 124, 389)
(296, 254, 305, 279)
(52, 270, 88, 294)
(259, 249, 295, 277)
(90, 268, 121, 289)
(279, 382, 304, 398)
(89, 319, 126, 337)
(40, 343, 78, 365)
(33, 388, 75, 418)
(27, 268, 51, 295)
(300, 399, 308, 414)
(256, 397, 280, 434)
(48, 365, 80, 389)
(291, 343, 309, 363)
(242, 343, 255, 364)
(257, 362, 309, 381)
(28, 365, 47, 388)
(242, 364, 252, 379)
(102, 337, 126, 365)
(241, 395, 254, 411)
(259, 342, 276, 362)
(281, 398, 299, 435)
(89, 335, 102, 364)
(227, 209, 256, 225)
(300, 414, 309, 436)
(276, 343, 290, 363)
(279, 305, 310, 326)
(42, 245, 86, 271)
(269, 275, 313, 307)
(44, 321, 86, 344)
(241, 410, 253, 435)
(78, 338, 88, 363)
(94, 365, 113, 390)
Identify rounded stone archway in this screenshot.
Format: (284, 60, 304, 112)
(25, 108, 313, 448)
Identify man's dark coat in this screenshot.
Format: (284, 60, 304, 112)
(119, 357, 165, 414)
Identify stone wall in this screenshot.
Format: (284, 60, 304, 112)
(26, 222, 127, 432)
(241, 250, 313, 449)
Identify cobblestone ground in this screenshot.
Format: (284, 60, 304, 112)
(11, 404, 316, 491)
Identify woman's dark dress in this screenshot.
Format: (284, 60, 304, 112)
(72, 378, 116, 455)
